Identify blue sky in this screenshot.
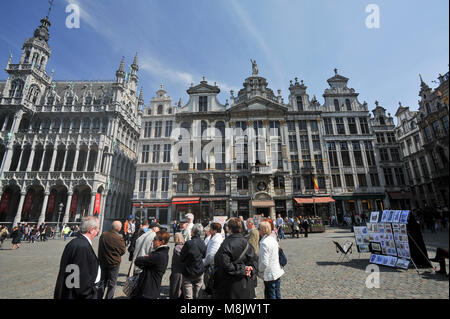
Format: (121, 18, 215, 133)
(0, 0, 448, 121)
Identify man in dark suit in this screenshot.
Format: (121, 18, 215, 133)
(54, 216, 102, 299)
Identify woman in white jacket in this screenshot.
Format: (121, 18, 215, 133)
(257, 221, 284, 299)
(203, 223, 223, 267)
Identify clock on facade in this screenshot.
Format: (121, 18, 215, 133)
(257, 182, 267, 191)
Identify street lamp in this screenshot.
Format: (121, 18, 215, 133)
(57, 202, 64, 237)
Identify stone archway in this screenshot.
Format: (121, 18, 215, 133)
(0, 185, 21, 223)
(45, 185, 68, 223)
(72, 185, 92, 221)
(22, 185, 45, 223)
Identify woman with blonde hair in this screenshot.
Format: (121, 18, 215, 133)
(258, 221, 284, 299)
(169, 232, 185, 299)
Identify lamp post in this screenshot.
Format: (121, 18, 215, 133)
(57, 202, 64, 237)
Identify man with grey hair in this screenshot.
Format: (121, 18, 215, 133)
(180, 223, 207, 299)
(132, 221, 161, 275)
(54, 216, 102, 299)
(98, 220, 126, 299)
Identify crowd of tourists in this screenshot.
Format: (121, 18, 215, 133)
(53, 213, 288, 299)
(0, 222, 82, 249)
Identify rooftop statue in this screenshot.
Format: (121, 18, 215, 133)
(250, 59, 258, 76)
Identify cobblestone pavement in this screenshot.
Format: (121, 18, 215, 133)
(0, 227, 448, 299)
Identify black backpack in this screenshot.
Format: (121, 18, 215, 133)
(279, 247, 287, 267)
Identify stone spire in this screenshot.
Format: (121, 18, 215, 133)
(131, 53, 139, 71)
(116, 57, 126, 78)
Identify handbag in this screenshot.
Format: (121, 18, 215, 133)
(279, 247, 287, 268)
(203, 265, 215, 295)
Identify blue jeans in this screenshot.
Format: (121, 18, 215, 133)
(277, 226, 286, 240)
(264, 278, 282, 299)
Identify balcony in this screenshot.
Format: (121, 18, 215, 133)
(251, 165, 271, 174)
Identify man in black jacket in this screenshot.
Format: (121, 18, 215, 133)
(54, 216, 102, 299)
(180, 223, 207, 299)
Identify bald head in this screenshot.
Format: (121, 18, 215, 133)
(112, 221, 122, 232)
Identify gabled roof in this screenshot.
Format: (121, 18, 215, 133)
(227, 95, 287, 115)
(186, 80, 220, 94)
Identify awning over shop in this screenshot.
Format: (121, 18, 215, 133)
(388, 192, 411, 200)
(294, 197, 335, 204)
(251, 200, 275, 208)
(133, 203, 170, 208)
(172, 197, 200, 205)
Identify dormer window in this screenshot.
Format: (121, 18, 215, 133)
(296, 96, 304, 111)
(85, 96, 92, 105)
(66, 96, 73, 105)
(157, 105, 163, 115)
(345, 99, 351, 111)
(334, 99, 340, 111)
(379, 117, 385, 125)
(199, 96, 208, 112)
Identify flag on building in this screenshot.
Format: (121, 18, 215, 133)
(313, 177, 319, 192)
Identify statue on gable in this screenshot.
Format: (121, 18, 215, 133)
(250, 59, 258, 76)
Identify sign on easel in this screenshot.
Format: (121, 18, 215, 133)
(366, 210, 411, 269)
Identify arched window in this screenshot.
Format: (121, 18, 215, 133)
(410, 121, 417, 130)
(82, 118, 91, 133)
(9, 79, 24, 98)
(334, 99, 340, 111)
(27, 85, 40, 104)
(345, 99, 352, 111)
(157, 105, 164, 115)
(47, 94, 54, 106)
(194, 179, 209, 192)
(296, 96, 304, 111)
(177, 179, 189, 193)
(167, 108, 172, 114)
(402, 121, 408, 133)
(85, 95, 93, 105)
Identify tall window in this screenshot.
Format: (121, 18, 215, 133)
(324, 118, 334, 135)
(394, 168, 405, 185)
(254, 121, 265, 164)
(269, 121, 281, 137)
(296, 96, 304, 111)
(383, 168, 394, 186)
(345, 99, 352, 111)
(419, 157, 429, 176)
(298, 120, 307, 131)
(163, 144, 171, 162)
(236, 142, 248, 170)
(291, 155, 299, 172)
(152, 145, 160, 163)
(144, 122, 152, 138)
(334, 99, 340, 111)
(237, 176, 248, 190)
(442, 116, 449, 132)
(376, 133, 385, 144)
(142, 145, 150, 163)
(154, 121, 162, 137)
(150, 171, 158, 192)
(157, 105, 163, 115)
(139, 171, 147, 192)
(289, 135, 298, 152)
(235, 121, 247, 136)
(386, 133, 396, 144)
(312, 135, 321, 151)
(336, 118, 345, 134)
(293, 177, 301, 192)
(194, 179, 209, 192)
(314, 154, 323, 170)
(274, 176, 285, 189)
(215, 178, 226, 192)
(165, 121, 172, 137)
(287, 120, 296, 132)
(380, 148, 389, 162)
(352, 141, 363, 166)
(359, 117, 369, 134)
(390, 148, 401, 162)
(161, 170, 169, 192)
(358, 174, 367, 187)
(271, 142, 283, 169)
(340, 142, 351, 167)
(364, 141, 375, 166)
(328, 142, 339, 167)
(332, 174, 342, 187)
(347, 118, 357, 134)
(345, 174, 355, 187)
(177, 179, 188, 193)
(302, 154, 311, 168)
(370, 173, 380, 187)
(199, 96, 208, 112)
(300, 135, 310, 151)
(201, 121, 208, 138)
(424, 126, 432, 141)
(310, 121, 318, 132)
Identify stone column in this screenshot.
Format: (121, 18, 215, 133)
(73, 146, 80, 172)
(62, 191, 73, 224)
(99, 191, 107, 233)
(61, 149, 68, 172)
(26, 145, 36, 172)
(1, 114, 9, 131)
(0, 145, 13, 173)
(84, 148, 91, 172)
(50, 147, 58, 171)
(11, 110, 24, 134)
(38, 191, 50, 226)
(13, 191, 26, 227)
(89, 192, 97, 216)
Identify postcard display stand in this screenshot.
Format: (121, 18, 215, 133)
(358, 210, 416, 272)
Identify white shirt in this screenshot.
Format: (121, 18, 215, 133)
(82, 234, 101, 284)
(258, 234, 285, 282)
(203, 233, 224, 267)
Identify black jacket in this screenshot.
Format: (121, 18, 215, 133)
(180, 235, 206, 278)
(133, 245, 170, 299)
(213, 233, 258, 299)
(54, 233, 100, 299)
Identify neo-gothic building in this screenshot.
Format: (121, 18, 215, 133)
(0, 15, 141, 231)
(133, 67, 408, 225)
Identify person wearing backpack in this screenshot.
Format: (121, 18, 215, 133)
(257, 221, 284, 299)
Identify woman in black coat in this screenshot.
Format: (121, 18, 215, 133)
(11, 226, 22, 250)
(213, 218, 258, 299)
(133, 231, 171, 299)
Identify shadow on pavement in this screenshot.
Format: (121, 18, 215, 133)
(420, 272, 450, 282)
(316, 259, 403, 273)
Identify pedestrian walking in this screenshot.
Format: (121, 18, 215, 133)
(291, 217, 300, 239)
(11, 226, 22, 250)
(123, 219, 130, 246)
(29, 226, 38, 243)
(132, 230, 170, 299)
(98, 221, 127, 299)
(54, 216, 102, 299)
(258, 221, 285, 299)
(213, 217, 258, 299)
(203, 222, 223, 296)
(302, 217, 309, 238)
(276, 214, 287, 240)
(63, 224, 72, 241)
(169, 232, 185, 299)
(127, 222, 143, 262)
(180, 223, 207, 299)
